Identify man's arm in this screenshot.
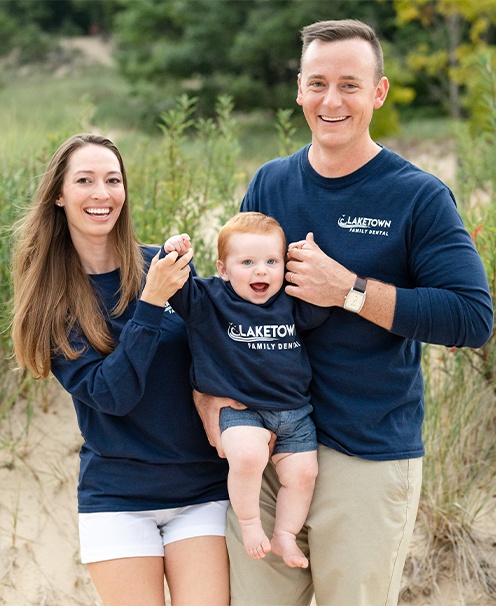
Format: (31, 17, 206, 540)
(286, 232, 493, 348)
(286, 233, 396, 330)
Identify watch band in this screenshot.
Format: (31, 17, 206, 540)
(353, 276, 367, 293)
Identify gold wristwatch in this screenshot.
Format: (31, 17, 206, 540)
(344, 276, 367, 313)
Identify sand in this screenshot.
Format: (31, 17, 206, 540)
(1, 381, 495, 605)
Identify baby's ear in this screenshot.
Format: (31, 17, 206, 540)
(216, 260, 229, 281)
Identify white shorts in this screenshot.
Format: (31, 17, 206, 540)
(79, 500, 229, 564)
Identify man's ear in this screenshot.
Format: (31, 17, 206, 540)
(296, 72, 303, 106)
(374, 76, 389, 109)
(216, 260, 229, 282)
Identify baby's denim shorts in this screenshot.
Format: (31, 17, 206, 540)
(220, 403, 317, 455)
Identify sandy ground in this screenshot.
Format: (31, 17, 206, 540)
(1, 383, 495, 606)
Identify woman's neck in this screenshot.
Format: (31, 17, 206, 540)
(71, 234, 119, 274)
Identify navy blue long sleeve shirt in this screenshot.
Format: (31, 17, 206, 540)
(51, 246, 229, 513)
(241, 145, 493, 460)
(169, 278, 331, 411)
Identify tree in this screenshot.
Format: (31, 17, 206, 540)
(0, 0, 120, 62)
(113, 0, 398, 116)
(394, 0, 496, 119)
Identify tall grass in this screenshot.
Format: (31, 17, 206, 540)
(401, 58, 496, 603)
(128, 94, 244, 275)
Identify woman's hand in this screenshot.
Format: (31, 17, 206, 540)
(141, 248, 193, 307)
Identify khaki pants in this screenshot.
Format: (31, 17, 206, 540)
(227, 445, 422, 606)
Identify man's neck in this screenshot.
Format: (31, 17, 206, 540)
(308, 139, 382, 178)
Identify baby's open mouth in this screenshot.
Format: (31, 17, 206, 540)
(251, 283, 269, 294)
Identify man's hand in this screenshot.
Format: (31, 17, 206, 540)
(192, 391, 246, 458)
(286, 232, 353, 307)
(287, 233, 396, 330)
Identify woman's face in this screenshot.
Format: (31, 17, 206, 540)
(57, 144, 126, 249)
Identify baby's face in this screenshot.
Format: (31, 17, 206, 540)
(217, 231, 286, 304)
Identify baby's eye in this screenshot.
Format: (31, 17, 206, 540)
(267, 259, 277, 265)
(242, 260, 253, 266)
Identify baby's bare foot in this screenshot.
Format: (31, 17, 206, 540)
(238, 517, 271, 559)
(271, 530, 309, 568)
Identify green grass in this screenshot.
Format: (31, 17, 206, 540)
(0, 65, 140, 160)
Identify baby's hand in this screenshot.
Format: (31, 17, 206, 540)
(288, 232, 315, 251)
(163, 233, 191, 255)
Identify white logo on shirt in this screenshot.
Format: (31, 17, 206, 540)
(338, 215, 390, 236)
(227, 322, 301, 351)
(228, 322, 296, 342)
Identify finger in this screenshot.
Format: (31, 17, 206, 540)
(177, 248, 193, 268)
(288, 239, 307, 250)
(299, 232, 318, 250)
(213, 429, 226, 458)
(286, 270, 297, 285)
(165, 235, 189, 254)
(287, 246, 304, 261)
(284, 283, 307, 301)
(158, 250, 179, 266)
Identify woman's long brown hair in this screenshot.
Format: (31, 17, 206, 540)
(11, 134, 144, 378)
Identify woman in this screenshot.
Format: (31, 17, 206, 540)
(11, 134, 230, 605)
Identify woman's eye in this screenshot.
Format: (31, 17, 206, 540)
(108, 177, 122, 184)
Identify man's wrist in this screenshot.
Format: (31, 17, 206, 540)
(344, 275, 367, 313)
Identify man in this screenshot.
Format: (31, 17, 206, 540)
(195, 19, 493, 606)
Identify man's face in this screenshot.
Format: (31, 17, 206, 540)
(297, 38, 388, 156)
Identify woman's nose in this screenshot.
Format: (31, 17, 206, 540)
(91, 181, 111, 199)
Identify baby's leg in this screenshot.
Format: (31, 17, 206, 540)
(221, 425, 272, 560)
(271, 450, 318, 568)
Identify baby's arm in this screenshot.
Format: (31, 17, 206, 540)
(163, 233, 191, 256)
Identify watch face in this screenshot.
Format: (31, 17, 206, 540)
(345, 290, 365, 313)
